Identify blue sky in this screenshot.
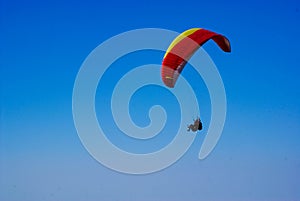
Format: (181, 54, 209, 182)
(1, 0, 300, 200)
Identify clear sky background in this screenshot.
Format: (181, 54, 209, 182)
(1, 0, 300, 200)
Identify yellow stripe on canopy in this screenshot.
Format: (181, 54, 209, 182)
(163, 28, 201, 58)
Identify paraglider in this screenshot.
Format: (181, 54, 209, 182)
(161, 28, 231, 88)
(161, 28, 231, 132)
(187, 117, 202, 132)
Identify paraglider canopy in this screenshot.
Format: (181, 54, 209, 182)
(161, 28, 231, 88)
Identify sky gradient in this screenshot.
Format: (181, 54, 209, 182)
(1, 0, 300, 200)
